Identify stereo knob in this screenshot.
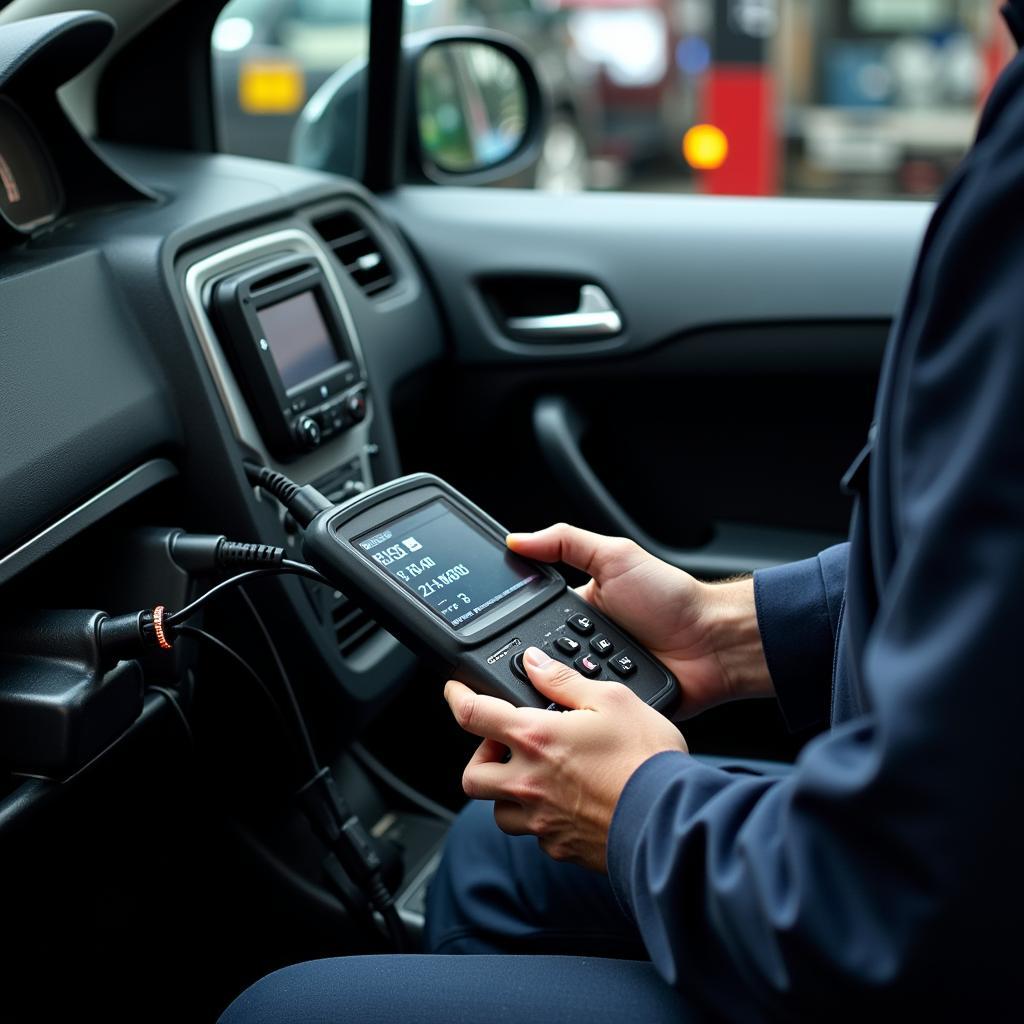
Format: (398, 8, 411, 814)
(293, 415, 322, 451)
(346, 392, 367, 423)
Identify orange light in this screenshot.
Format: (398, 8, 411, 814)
(683, 124, 729, 171)
(152, 605, 173, 651)
(238, 60, 306, 115)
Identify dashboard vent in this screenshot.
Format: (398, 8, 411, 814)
(331, 590, 381, 659)
(314, 210, 396, 297)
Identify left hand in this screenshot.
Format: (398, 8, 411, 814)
(444, 646, 688, 872)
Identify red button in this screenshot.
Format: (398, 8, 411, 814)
(575, 655, 601, 678)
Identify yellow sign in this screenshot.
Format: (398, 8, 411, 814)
(239, 60, 306, 116)
(683, 124, 729, 171)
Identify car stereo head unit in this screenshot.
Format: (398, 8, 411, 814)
(212, 254, 367, 457)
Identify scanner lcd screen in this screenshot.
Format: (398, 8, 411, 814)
(353, 500, 539, 630)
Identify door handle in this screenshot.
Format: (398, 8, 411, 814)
(506, 285, 623, 340)
(533, 396, 842, 577)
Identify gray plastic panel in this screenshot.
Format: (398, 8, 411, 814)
(383, 186, 933, 363)
(0, 249, 178, 558)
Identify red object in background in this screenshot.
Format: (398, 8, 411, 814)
(982, 0, 1015, 106)
(699, 0, 779, 196)
(702, 65, 777, 195)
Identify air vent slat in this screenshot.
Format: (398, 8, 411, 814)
(333, 605, 365, 635)
(361, 275, 395, 296)
(330, 595, 382, 659)
(330, 229, 370, 248)
(314, 209, 397, 299)
(337, 619, 380, 657)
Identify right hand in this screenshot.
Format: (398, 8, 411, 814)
(507, 524, 772, 717)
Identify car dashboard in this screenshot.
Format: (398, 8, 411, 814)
(0, 31, 455, 1013)
(1, 137, 445, 690)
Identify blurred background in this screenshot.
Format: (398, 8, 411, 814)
(212, 0, 1015, 199)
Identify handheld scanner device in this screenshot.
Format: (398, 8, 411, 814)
(303, 474, 679, 714)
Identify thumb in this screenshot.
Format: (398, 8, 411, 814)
(523, 646, 600, 710)
(507, 523, 643, 581)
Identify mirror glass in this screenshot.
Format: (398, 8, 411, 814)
(417, 42, 528, 174)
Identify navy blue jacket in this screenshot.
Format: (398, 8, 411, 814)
(607, 16, 1024, 1020)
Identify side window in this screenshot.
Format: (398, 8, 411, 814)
(212, 0, 370, 163)
(212, 0, 1014, 199)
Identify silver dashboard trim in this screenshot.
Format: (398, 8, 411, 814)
(181, 228, 373, 485)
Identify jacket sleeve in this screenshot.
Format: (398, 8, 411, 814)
(606, 59, 1024, 1019)
(752, 543, 847, 732)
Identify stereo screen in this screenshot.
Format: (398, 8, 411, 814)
(257, 291, 339, 392)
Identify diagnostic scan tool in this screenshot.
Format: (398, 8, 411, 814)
(303, 474, 679, 713)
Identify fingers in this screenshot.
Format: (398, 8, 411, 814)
(493, 799, 532, 836)
(466, 737, 509, 769)
(522, 646, 601, 710)
(463, 740, 536, 808)
(444, 681, 522, 744)
(506, 523, 642, 581)
(461, 757, 516, 802)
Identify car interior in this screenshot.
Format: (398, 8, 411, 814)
(0, 0, 942, 1019)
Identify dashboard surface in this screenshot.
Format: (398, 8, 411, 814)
(0, 138, 445, 712)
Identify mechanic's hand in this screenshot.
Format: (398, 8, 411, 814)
(446, 647, 687, 871)
(507, 524, 772, 717)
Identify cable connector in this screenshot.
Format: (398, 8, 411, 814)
(97, 608, 168, 661)
(244, 463, 332, 529)
(296, 766, 383, 890)
(168, 531, 285, 572)
(95, 559, 327, 663)
(297, 769, 407, 947)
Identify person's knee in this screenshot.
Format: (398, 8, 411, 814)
(219, 955, 699, 1024)
(219, 960, 340, 1024)
(219, 957, 448, 1023)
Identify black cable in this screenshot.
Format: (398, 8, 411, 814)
(176, 624, 318, 776)
(147, 513, 409, 950)
(237, 586, 321, 778)
(351, 742, 456, 823)
(147, 685, 194, 746)
(376, 890, 409, 953)
(236, 587, 409, 948)
(244, 462, 332, 528)
(165, 561, 327, 627)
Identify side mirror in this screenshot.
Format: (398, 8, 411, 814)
(413, 36, 541, 182)
(291, 29, 546, 186)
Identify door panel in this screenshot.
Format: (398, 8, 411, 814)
(383, 187, 928, 363)
(385, 187, 928, 578)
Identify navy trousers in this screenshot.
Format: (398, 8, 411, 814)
(220, 758, 790, 1022)
(424, 799, 648, 958)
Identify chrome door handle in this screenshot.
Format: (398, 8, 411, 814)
(506, 285, 623, 340)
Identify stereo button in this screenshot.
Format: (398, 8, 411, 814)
(346, 392, 367, 423)
(293, 416, 322, 450)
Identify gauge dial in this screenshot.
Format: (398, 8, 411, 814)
(0, 97, 63, 233)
